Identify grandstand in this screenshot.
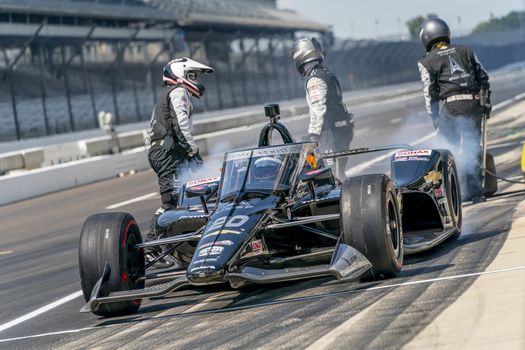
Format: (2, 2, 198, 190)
(0, 0, 329, 141)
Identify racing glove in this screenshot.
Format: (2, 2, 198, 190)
(188, 151, 203, 170)
(480, 89, 492, 119)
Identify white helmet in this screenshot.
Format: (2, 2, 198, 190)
(162, 57, 214, 98)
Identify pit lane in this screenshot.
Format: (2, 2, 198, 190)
(0, 76, 524, 349)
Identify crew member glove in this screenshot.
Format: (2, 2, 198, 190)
(482, 104, 492, 119)
(188, 151, 203, 170)
(308, 133, 321, 143)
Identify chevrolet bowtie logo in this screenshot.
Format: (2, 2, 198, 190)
(424, 171, 442, 184)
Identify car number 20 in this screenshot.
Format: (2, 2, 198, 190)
(208, 215, 249, 231)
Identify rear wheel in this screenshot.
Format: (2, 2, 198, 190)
(79, 212, 145, 317)
(484, 152, 497, 197)
(442, 151, 462, 240)
(340, 174, 403, 279)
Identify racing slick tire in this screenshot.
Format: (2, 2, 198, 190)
(441, 150, 463, 241)
(484, 152, 497, 197)
(79, 212, 145, 317)
(341, 174, 403, 279)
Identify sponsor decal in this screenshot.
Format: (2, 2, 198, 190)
(186, 177, 220, 188)
(199, 240, 234, 249)
(198, 246, 224, 257)
(251, 239, 263, 255)
(192, 258, 218, 264)
(190, 265, 216, 272)
(394, 149, 432, 158)
(394, 157, 407, 162)
(334, 120, 348, 127)
(252, 144, 302, 157)
(287, 207, 292, 221)
(424, 170, 442, 184)
(225, 150, 252, 161)
(408, 156, 430, 161)
(434, 187, 443, 197)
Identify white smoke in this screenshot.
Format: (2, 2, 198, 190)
(179, 141, 232, 185)
(421, 115, 482, 197)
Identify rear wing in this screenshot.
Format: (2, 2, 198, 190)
(321, 144, 414, 159)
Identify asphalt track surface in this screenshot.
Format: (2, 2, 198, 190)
(0, 76, 524, 349)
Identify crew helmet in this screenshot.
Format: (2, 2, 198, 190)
(163, 57, 214, 98)
(290, 37, 324, 73)
(419, 18, 451, 52)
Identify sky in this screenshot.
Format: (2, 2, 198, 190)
(277, 0, 525, 39)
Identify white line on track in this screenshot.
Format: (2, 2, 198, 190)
(106, 192, 159, 209)
(0, 291, 83, 334)
(0, 250, 13, 256)
(0, 265, 525, 343)
(305, 297, 385, 350)
(2, 265, 525, 344)
(492, 91, 525, 111)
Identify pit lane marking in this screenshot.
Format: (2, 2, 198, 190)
(2, 265, 525, 343)
(0, 290, 83, 334)
(0, 250, 13, 256)
(305, 297, 385, 350)
(106, 192, 159, 209)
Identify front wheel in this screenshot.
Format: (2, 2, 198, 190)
(79, 212, 145, 317)
(340, 174, 403, 279)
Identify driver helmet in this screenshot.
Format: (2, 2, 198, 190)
(290, 37, 325, 74)
(252, 156, 283, 182)
(419, 18, 450, 52)
(163, 57, 214, 98)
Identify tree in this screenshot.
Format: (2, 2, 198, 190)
(472, 11, 525, 33)
(406, 14, 438, 39)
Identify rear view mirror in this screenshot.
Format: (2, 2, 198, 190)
(186, 185, 212, 198)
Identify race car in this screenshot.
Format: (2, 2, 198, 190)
(79, 104, 462, 317)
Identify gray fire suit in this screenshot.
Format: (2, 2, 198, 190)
(418, 43, 490, 199)
(304, 64, 354, 178)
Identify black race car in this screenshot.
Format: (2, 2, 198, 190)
(79, 105, 462, 317)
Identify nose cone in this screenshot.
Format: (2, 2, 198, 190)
(186, 265, 225, 285)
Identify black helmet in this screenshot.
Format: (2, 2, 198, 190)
(419, 18, 450, 52)
(290, 37, 324, 73)
(252, 156, 283, 182)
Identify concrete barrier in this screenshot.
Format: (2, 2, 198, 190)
(0, 148, 149, 206)
(0, 152, 25, 173)
(21, 148, 45, 170)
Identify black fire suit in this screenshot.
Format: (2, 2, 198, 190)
(147, 84, 200, 240)
(304, 63, 354, 178)
(418, 43, 490, 199)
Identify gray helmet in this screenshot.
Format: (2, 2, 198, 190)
(290, 38, 324, 73)
(419, 18, 450, 52)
